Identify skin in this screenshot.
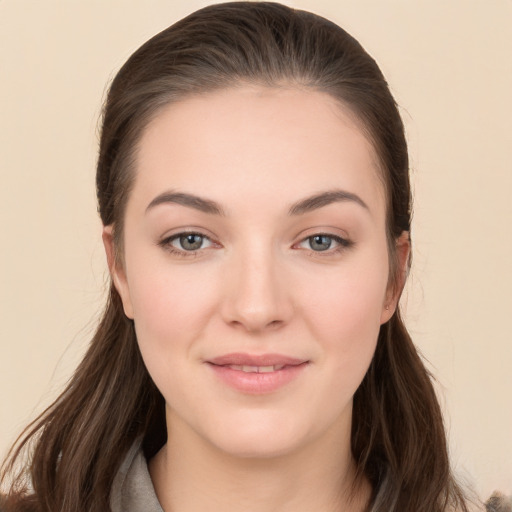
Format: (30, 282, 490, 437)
(103, 86, 409, 512)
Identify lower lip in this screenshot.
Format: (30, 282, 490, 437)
(207, 363, 309, 394)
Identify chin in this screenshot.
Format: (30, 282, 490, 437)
(197, 409, 321, 460)
(211, 429, 306, 460)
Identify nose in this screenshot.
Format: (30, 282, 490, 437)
(221, 244, 293, 333)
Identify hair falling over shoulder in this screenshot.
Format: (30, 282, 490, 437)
(1, 2, 474, 511)
(0, 289, 166, 512)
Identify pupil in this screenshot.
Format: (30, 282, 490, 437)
(181, 234, 203, 250)
(311, 235, 331, 251)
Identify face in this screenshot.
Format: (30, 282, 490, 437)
(105, 86, 405, 459)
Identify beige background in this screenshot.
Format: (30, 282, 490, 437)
(1, 0, 510, 500)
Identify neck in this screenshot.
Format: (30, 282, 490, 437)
(149, 413, 370, 512)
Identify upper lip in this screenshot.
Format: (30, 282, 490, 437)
(207, 353, 307, 367)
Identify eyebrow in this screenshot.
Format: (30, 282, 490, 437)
(288, 189, 369, 215)
(145, 188, 368, 216)
(146, 191, 226, 216)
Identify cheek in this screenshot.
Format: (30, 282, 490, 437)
(122, 247, 220, 364)
(300, 255, 388, 377)
(129, 271, 217, 344)
(304, 259, 388, 334)
(314, 292, 381, 378)
(127, 268, 220, 405)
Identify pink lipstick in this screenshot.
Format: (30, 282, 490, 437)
(206, 353, 309, 394)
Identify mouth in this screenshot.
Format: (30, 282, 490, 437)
(207, 353, 307, 367)
(222, 364, 287, 373)
(205, 353, 309, 394)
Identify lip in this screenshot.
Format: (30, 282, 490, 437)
(206, 353, 309, 395)
(208, 353, 306, 367)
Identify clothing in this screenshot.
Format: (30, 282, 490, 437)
(109, 444, 511, 512)
(110, 443, 163, 512)
(485, 493, 512, 512)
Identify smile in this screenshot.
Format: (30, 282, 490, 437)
(206, 353, 309, 394)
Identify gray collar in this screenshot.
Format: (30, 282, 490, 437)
(110, 442, 164, 512)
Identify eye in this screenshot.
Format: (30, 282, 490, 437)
(296, 233, 352, 253)
(308, 235, 334, 251)
(174, 233, 209, 251)
(159, 232, 215, 254)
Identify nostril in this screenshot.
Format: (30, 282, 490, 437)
(227, 317, 284, 333)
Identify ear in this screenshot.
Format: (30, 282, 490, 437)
(102, 226, 134, 319)
(380, 231, 410, 324)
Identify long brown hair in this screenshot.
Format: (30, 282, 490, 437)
(1, 3, 470, 511)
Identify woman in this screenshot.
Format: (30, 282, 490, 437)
(0, 2, 481, 511)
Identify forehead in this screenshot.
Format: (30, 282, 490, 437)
(131, 86, 386, 218)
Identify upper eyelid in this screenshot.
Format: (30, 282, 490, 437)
(160, 228, 217, 243)
(295, 233, 351, 248)
(293, 226, 351, 243)
(166, 231, 210, 240)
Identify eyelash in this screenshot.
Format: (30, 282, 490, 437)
(158, 231, 353, 258)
